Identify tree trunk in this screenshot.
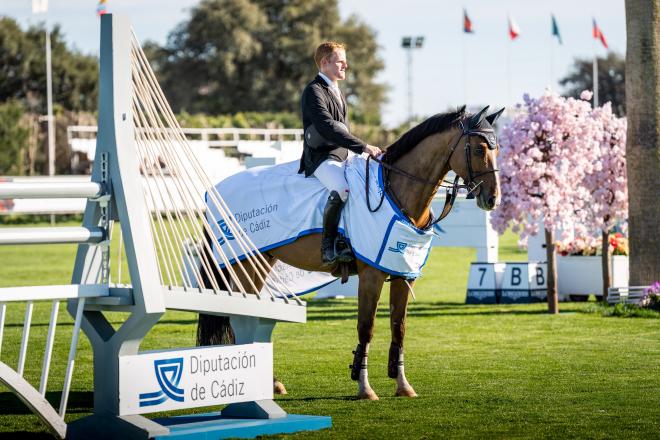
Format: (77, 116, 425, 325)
(545, 228, 559, 314)
(601, 229, 611, 302)
(625, 0, 660, 285)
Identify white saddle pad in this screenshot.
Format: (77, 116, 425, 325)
(206, 155, 434, 285)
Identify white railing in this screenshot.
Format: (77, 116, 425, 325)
(607, 286, 649, 305)
(0, 176, 95, 215)
(0, 285, 109, 439)
(67, 125, 304, 149)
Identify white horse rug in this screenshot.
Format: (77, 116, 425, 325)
(206, 155, 434, 292)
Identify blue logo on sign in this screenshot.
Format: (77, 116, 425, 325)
(216, 219, 235, 245)
(139, 357, 185, 407)
(388, 241, 408, 253)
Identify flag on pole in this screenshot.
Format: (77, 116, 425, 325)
(551, 14, 562, 44)
(463, 9, 474, 33)
(97, 0, 108, 16)
(32, 0, 48, 14)
(592, 18, 608, 49)
(508, 16, 521, 40)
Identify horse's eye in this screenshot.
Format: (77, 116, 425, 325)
(474, 145, 485, 156)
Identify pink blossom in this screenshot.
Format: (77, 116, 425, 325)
(490, 90, 628, 245)
(580, 90, 594, 101)
(584, 103, 628, 232)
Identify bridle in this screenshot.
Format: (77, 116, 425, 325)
(366, 119, 499, 227)
(459, 120, 500, 198)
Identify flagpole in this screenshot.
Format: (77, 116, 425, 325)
(506, 24, 511, 111)
(46, 22, 54, 184)
(463, 32, 467, 106)
(550, 33, 555, 91)
(34, 0, 56, 225)
(550, 14, 553, 91)
(592, 38, 599, 107)
(407, 47, 413, 123)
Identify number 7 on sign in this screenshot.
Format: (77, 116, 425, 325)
(466, 263, 501, 304)
(478, 267, 487, 285)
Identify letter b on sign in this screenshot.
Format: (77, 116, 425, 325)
(529, 263, 547, 301)
(511, 267, 522, 286)
(535, 266, 545, 286)
(501, 263, 547, 303)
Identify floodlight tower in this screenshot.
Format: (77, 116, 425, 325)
(402, 36, 424, 124)
(32, 0, 56, 224)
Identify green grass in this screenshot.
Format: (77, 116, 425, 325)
(0, 224, 658, 438)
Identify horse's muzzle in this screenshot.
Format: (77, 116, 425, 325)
(477, 192, 498, 211)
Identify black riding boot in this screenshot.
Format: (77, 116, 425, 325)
(321, 190, 346, 267)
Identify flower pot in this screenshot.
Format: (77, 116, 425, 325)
(556, 255, 629, 299)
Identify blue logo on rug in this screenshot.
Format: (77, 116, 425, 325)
(216, 219, 235, 245)
(388, 241, 408, 253)
(139, 357, 185, 407)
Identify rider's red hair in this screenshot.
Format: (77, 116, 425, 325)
(314, 42, 346, 69)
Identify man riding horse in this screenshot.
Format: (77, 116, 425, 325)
(198, 42, 505, 399)
(299, 42, 382, 267)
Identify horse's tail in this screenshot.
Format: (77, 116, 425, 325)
(196, 226, 235, 346)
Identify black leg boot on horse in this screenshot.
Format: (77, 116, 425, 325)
(321, 190, 353, 267)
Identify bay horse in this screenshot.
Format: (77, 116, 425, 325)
(197, 105, 503, 400)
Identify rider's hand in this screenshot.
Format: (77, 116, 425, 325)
(364, 144, 382, 157)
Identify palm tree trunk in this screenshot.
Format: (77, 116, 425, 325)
(625, 0, 660, 285)
(545, 228, 559, 314)
(601, 229, 611, 302)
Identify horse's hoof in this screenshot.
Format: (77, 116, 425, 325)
(395, 387, 418, 397)
(358, 389, 379, 401)
(274, 381, 288, 395)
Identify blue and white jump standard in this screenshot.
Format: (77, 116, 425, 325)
(0, 13, 330, 439)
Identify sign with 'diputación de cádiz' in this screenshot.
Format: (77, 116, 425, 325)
(119, 343, 273, 415)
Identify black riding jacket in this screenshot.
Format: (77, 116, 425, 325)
(298, 75, 367, 176)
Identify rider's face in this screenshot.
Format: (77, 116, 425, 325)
(321, 49, 347, 82)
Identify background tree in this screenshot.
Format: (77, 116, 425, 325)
(143, 0, 269, 115)
(334, 15, 387, 125)
(559, 52, 626, 116)
(146, 0, 386, 122)
(491, 91, 600, 314)
(0, 16, 99, 175)
(624, 0, 660, 285)
(0, 17, 98, 113)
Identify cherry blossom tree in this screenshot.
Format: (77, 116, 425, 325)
(491, 90, 600, 313)
(583, 101, 628, 300)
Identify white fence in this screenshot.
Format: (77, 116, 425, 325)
(1, 126, 306, 216)
(68, 125, 304, 164)
(607, 286, 648, 305)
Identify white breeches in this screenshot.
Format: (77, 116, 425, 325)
(313, 158, 350, 202)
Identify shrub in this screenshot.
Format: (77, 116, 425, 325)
(641, 282, 660, 311)
(587, 302, 660, 319)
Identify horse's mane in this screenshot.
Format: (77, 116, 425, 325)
(382, 106, 466, 164)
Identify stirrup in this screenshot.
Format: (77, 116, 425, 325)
(321, 249, 337, 268)
(321, 258, 337, 269)
(335, 236, 354, 263)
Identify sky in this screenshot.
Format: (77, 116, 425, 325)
(1, 0, 626, 127)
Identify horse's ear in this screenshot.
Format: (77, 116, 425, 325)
(467, 106, 489, 128)
(485, 107, 505, 125)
